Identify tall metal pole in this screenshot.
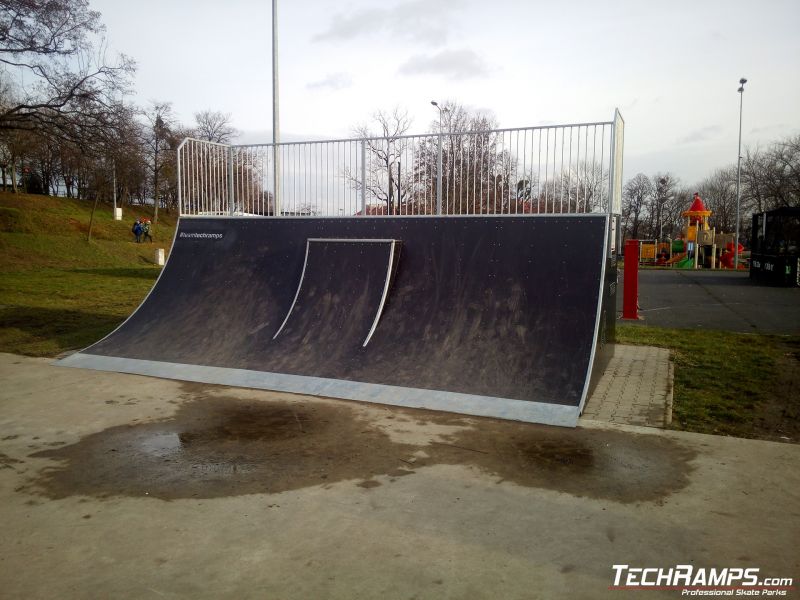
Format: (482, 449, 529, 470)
(431, 101, 447, 215)
(734, 77, 747, 269)
(272, 0, 281, 216)
(436, 119, 443, 215)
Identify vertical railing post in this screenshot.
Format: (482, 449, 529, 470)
(273, 145, 281, 216)
(176, 144, 182, 216)
(436, 132, 443, 214)
(227, 145, 235, 215)
(360, 140, 367, 215)
(610, 109, 625, 217)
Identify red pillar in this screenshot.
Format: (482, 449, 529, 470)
(623, 239, 640, 320)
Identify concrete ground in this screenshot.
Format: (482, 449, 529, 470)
(1, 353, 798, 599)
(618, 269, 800, 334)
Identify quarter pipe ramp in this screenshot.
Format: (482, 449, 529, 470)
(59, 215, 616, 426)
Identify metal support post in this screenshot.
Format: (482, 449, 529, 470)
(360, 140, 367, 215)
(272, 0, 281, 216)
(176, 140, 184, 216)
(436, 133, 443, 215)
(735, 78, 747, 269)
(227, 146, 235, 215)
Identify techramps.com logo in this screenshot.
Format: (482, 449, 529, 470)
(610, 565, 794, 596)
(179, 232, 224, 240)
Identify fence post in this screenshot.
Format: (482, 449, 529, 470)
(360, 140, 367, 215)
(176, 142, 183, 216)
(227, 145, 234, 215)
(273, 145, 281, 216)
(436, 133, 443, 214)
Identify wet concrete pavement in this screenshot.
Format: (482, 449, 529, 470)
(1, 353, 799, 599)
(618, 269, 800, 334)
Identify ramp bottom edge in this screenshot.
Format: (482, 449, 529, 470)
(56, 353, 580, 427)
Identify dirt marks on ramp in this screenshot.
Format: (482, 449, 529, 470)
(27, 384, 696, 503)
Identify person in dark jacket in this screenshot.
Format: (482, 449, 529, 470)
(132, 219, 142, 243)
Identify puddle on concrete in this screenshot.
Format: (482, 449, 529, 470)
(27, 385, 696, 503)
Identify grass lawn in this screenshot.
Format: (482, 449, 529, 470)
(617, 325, 800, 442)
(0, 192, 176, 356)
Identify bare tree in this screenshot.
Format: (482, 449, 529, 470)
(662, 186, 692, 239)
(194, 110, 238, 144)
(646, 173, 680, 240)
(409, 103, 530, 214)
(742, 135, 800, 213)
(698, 167, 738, 233)
(143, 101, 175, 224)
(345, 107, 412, 213)
(622, 173, 653, 239)
(0, 0, 134, 142)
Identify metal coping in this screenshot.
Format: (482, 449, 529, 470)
(272, 238, 399, 345)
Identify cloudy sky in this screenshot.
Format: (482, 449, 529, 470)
(93, 0, 799, 185)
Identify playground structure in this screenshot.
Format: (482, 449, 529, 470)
(637, 193, 745, 270)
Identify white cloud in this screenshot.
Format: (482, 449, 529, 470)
(677, 125, 723, 145)
(307, 73, 353, 91)
(314, 0, 466, 46)
(398, 49, 490, 80)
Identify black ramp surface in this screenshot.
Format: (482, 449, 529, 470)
(61, 215, 613, 426)
(272, 238, 400, 354)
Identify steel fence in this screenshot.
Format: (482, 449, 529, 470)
(177, 110, 624, 217)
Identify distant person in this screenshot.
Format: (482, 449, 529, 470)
(142, 219, 153, 243)
(132, 219, 142, 243)
(720, 249, 734, 269)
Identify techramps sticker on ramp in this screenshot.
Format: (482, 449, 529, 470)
(59, 215, 616, 427)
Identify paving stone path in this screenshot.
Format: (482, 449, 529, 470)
(582, 344, 672, 428)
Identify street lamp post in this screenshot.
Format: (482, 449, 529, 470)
(734, 77, 747, 269)
(272, 0, 281, 215)
(431, 101, 449, 214)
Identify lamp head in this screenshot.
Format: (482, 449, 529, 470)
(739, 77, 747, 85)
(430, 100, 438, 107)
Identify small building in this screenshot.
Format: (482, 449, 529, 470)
(750, 207, 800, 286)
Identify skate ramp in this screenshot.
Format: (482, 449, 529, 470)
(59, 215, 616, 426)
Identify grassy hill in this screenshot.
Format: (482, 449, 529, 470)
(0, 192, 178, 356)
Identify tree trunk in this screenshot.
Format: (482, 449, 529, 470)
(41, 160, 50, 196)
(87, 194, 100, 242)
(11, 155, 18, 193)
(153, 140, 160, 225)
